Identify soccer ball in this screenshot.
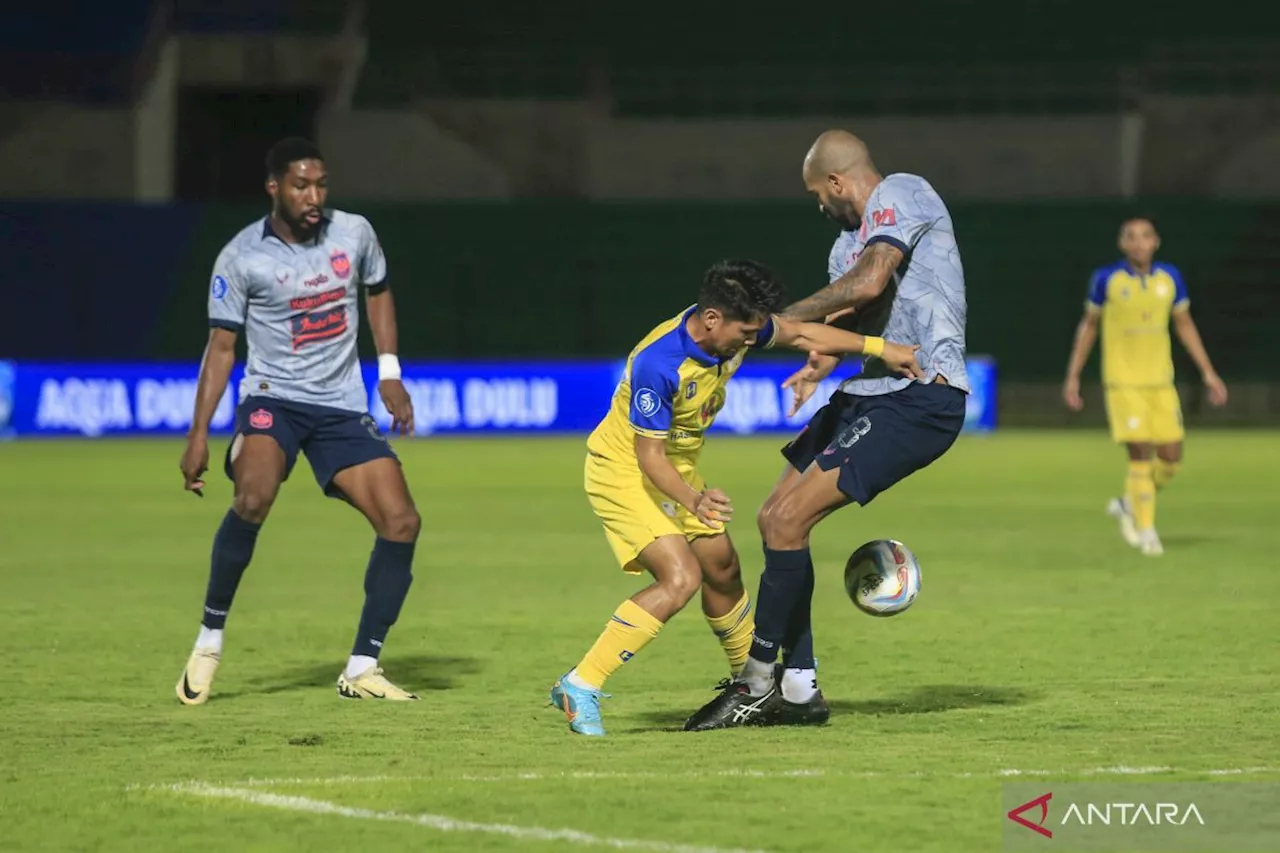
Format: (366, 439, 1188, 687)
(844, 539, 921, 617)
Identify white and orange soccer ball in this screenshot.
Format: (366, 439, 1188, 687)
(844, 539, 921, 617)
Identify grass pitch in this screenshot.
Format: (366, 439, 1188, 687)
(1, 431, 1277, 852)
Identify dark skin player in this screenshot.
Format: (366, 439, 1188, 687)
(179, 156, 418, 544)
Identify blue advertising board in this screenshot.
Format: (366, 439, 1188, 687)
(0, 357, 996, 439)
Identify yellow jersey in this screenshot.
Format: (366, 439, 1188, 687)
(1087, 260, 1189, 388)
(586, 305, 777, 465)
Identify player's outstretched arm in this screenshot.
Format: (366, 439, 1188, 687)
(778, 242, 903, 322)
(1172, 309, 1228, 406)
(635, 436, 731, 529)
(771, 318, 924, 379)
(365, 287, 415, 435)
(1062, 307, 1100, 411)
(181, 328, 238, 496)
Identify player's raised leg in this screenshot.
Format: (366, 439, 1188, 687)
(552, 536, 702, 736)
(328, 456, 422, 700)
(177, 430, 287, 705)
(690, 532, 754, 677)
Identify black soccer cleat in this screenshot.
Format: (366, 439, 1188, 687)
(683, 679, 779, 731)
(767, 690, 831, 726)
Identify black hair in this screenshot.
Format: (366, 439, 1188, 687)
(698, 259, 786, 322)
(1119, 214, 1158, 234)
(266, 137, 324, 179)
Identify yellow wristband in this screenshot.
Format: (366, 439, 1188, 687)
(862, 336, 885, 358)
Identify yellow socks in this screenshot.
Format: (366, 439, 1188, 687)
(1153, 458, 1180, 491)
(1126, 461, 1156, 532)
(705, 594, 754, 676)
(573, 599, 663, 690)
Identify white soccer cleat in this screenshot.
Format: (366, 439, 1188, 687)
(1107, 497, 1141, 547)
(1138, 529, 1164, 557)
(176, 647, 221, 705)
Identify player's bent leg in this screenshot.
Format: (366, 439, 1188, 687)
(690, 533, 753, 677)
(552, 535, 700, 736)
(176, 434, 285, 706)
(686, 466, 847, 732)
(329, 458, 422, 700)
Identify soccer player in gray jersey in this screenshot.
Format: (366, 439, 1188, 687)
(686, 130, 969, 731)
(176, 138, 423, 704)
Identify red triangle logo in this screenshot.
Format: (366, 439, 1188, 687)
(1008, 792, 1053, 838)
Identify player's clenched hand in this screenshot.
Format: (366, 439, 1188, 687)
(180, 435, 209, 497)
(379, 379, 415, 436)
(695, 488, 733, 529)
(1063, 375, 1084, 411)
(881, 342, 925, 380)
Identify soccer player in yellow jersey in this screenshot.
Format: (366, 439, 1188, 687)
(548, 259, 923, 736)
(1064, 217, 1228, 556)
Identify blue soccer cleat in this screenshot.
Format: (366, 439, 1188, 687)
(549, 673, 608, 737)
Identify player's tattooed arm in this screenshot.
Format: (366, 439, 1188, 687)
(779, 241, 904, 322)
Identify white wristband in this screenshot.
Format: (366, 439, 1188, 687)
(377, 353, 402, 381)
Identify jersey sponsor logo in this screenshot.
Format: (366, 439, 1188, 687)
(248, 408, 273, 430)
(303, 272, 329, 289)
(290, 305, 349, 351)
(872, 208, 897, 227)
(700, 387, 726, 424)
(211, 275, 228, 300)
(289, 286, 346, 312)
(633, 387, 660, 418)
(330, 249, 352, 279)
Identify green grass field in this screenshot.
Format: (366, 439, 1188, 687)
(2, 431, 1277, 852)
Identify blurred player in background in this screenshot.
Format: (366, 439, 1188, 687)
(685, 130, 969, 731)
(1063, 216, 1227, 556)
(549, 259, 923, 736)
(176, 138, 423, 704)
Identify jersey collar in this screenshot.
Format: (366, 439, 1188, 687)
(678, 305, 721, 367)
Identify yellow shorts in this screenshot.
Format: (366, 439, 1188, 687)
(1104, 385, 1185, 444)
(584, 451, 721, 573)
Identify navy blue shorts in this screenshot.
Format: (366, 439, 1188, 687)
(224, 395, 398, 498)
(781, 382, 966, 506)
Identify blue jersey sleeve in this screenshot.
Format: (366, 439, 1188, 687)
(863, 175, 936, 255)
(1162, 263, 1189, 308)
(627, 350, 678, 436)
(1086, 268, 1109, 307)
(207, 248, 249, 332)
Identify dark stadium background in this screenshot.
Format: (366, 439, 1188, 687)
(0, 0, 1274, 427)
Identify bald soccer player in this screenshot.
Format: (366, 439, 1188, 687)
(684, 130, 969, 731)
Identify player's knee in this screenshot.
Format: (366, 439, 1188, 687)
(380, 506, 421, 543)
(233, 488, 276, 524)
(759, 494, 807, 543)
(703, 551, 742, 595)
(663, 564, 703, 606)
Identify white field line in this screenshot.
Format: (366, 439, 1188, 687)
(156, 782, 770, 853)
(127, 764, 1280, 791)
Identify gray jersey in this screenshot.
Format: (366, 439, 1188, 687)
(207, 209, 387, 412)
(828, 173, 969, 396)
